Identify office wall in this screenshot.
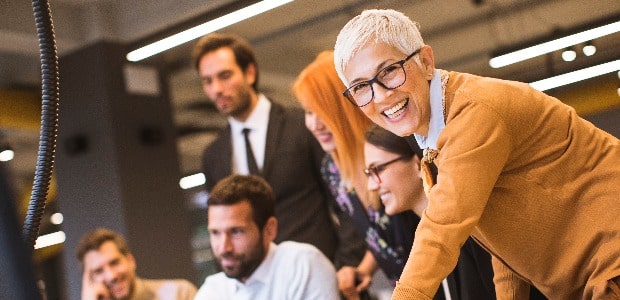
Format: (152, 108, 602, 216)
(55, 41, 195, 300)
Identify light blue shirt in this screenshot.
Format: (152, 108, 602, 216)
(414, 69, 445, 151)
(194, 241, 339, 300)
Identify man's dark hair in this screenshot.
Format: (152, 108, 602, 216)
(208, 174, 275, 230)
(76, 228, 131, 263)
(191, 33, 259, 91)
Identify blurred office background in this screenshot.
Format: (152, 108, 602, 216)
(1, 1, 619, 299)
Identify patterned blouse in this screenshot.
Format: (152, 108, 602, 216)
(320, 154, 419, 284)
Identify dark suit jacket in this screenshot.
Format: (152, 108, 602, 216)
(203, 101, 362, 266)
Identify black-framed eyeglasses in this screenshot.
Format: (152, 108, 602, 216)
(343, 49, 420, 107)
(364, 156, 407, 184)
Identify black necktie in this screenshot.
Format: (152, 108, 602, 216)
(242, 128, 260, 175)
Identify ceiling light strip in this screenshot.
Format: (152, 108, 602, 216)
(490, 20, 620, 68)
(126, 0, 294, 62)
(529, 59, 620, 91)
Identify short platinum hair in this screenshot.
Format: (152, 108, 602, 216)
(334, 9, 425, 86)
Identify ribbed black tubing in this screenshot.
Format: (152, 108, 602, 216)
(23, 0, 60, 248)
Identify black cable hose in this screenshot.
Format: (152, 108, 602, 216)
(22, 0, 60, 248)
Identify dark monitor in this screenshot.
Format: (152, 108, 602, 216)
(0, 165, 42, 300)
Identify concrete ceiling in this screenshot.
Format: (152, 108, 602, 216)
(2, 0, 620, 196)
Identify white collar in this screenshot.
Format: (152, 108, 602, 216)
(229, 94, 271, 133)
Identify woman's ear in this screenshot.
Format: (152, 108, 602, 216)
(412, 156, 423, 178)
(419, 45, 436, 80)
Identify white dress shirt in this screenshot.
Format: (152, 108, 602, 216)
(194, 241, 339, 300)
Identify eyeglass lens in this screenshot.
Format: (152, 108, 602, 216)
(365, 156, 405, 184)
(345, 49, 419, 107)
(351, 65, 405, 106)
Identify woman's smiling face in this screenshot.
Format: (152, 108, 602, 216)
(364, 142, 426, 216)
(304, 109, 336, 153)
(343, 43, 435, 138)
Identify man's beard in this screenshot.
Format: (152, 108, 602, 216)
(217, 239, 266, 281)
(228, 86, 253, 119)
(106, 276, 134, 300)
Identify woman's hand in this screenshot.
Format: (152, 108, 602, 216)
(337, 265, 373, 300)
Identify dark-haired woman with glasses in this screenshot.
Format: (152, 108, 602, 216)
(364, 124, 546, 300)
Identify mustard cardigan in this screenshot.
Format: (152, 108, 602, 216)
(393, 71, 620, 299)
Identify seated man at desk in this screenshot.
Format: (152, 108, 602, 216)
(77, 228, 197, 300)
(195, 174, 339, 299)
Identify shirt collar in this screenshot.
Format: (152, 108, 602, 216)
(229, 94, 271, 133)
(414, 69, 445, 150)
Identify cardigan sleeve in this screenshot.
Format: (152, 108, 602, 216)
(491, 255, 531, 300)
(394, 98, 513, 299)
